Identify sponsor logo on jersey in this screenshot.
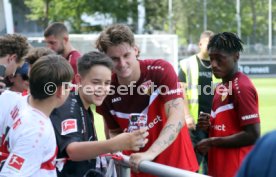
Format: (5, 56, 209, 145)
(112, 97, 122, 103)
(61, 119, 77, 135)
(147, 65, 164, 71)
(166, 88, 182, 95)
(147, 115, 162, 129)
(221, 88, 228, 102)
(242, 114, 259, 120)
(212, 124, 226, 131)
(7, 154, 25, 171)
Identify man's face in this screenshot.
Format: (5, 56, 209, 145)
(78, 65, 112, 106)
(199, 37, 210, 56)
(209, 49, 238, 79)
(106, 42, 139, 80)
(45, 35, 65, 55)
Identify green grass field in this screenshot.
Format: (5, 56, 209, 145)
(93, 78, 276, 140)
(252, 78, 276, 135)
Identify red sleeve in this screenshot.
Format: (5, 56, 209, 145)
(96, 104, 120, 130)
(152, 60, 183, 103)
(233, 78, 260, 126)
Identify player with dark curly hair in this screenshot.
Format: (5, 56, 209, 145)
(195, 32, 260, 177)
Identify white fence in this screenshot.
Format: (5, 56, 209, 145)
(28, 34, 179, 72)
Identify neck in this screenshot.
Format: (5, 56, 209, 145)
(197, 52, 209, 61)
(79, 90, 90, 110)
(28, 96, 56, 117)
(222, 65, 239, 83)
(63, 43, 75, 58)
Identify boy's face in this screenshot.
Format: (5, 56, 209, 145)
(106, 42, 139, 81)
(79, 65, 112, 106)
(208, 49, 238, 79)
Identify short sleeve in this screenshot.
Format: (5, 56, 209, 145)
(233, 80, 260, 126)
(152, 60, 183, 103)
(50, 110, 82, 156)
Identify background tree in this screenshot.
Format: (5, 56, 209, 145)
(21, 0, 275, 46)
(23, 0, 139, 33)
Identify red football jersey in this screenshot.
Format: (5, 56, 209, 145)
(97, 59, 198, 177)
(208, 72, 260, 177)
(67, 50, 81, 84)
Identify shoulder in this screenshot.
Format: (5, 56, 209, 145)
(0, 90, 21, 102)
(142, 59, 174, 71)
(179, 55, 197, 70)
(68, 50, 81, 60)
(55, 93, 77, 112)
(70, 50, 81, 56)
(232, 72, 256, 93)
(51, 94, 79, 121)
(14, 108, 49, 138)
(179, 55, 196, 63)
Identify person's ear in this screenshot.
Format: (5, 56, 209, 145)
(55, 86, 63, 98)
(8, 54, 17, 63)
(133, 45, 139, 57)
(63, 35, 69, 43)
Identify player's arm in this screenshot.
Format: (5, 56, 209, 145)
(212, 123, 260, 147)
(196, 124, 260, 154)
(66, 128, 149, 161)
(129, 97, 185, 168)
(147, 97, 185, 158)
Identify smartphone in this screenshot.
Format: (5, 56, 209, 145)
(128, 113, 148, 132)
(0, 65, 6, 77)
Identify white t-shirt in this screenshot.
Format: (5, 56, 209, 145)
(0, 97, 57, 177)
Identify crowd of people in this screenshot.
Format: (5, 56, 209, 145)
(0, 23, 264, 177)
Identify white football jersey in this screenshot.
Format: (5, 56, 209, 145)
(0, 97, 57, 177)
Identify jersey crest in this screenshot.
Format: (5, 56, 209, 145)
(7, 154, 25, 172)
(140, 80, 153, 95)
